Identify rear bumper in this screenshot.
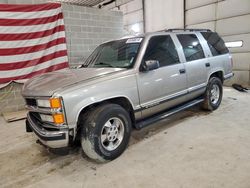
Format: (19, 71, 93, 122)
(224, 72, 234, 80)
(26, 113, 69, 148)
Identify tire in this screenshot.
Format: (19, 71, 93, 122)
(202, 77, 223, 111)
(80, 103, 132, 162)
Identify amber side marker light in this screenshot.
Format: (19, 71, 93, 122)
(50, 98, 62, 108)
(53, 114, 65, 124)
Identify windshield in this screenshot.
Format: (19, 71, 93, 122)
(82, 38, 142, 68)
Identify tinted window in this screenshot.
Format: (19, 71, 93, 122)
(143, 35, 180, 67)
(177, 34, 205, 62)
(201, 32, 229, 56)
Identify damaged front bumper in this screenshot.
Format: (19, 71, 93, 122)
(26, 112, 69, 148)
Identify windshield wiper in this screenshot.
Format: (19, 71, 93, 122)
(95, 62, 114, 67)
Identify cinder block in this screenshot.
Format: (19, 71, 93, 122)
(81, 13, 91, 20)
(70, 26, 81, 32)
(91, 14, 100, 20)
(69, 12, 80, 19)
(62, 3, 123, 67)
(92, 27, 102, 33)
(62, 4, 74, 11)
(73, 5, 86, 13)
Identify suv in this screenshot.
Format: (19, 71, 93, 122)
(22, 29, 233, 162)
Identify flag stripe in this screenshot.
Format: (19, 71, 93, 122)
(0, 56, 68, 77)
(0, 19, 64, 34)
(0, 25, 65, 41)
(0, 50, 67, 71)
(0, 44, 66, 64)
(0, 3, 69, 85)
(0, 3, 61, 12)
(0, 7, 61, 19)
(0, 63, 68, 84)
(0, 37, 66, 56)
(0, 12, 63, 26)
(0, 31, 65, 48)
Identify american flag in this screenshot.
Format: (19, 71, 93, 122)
(0, 3, 69, 88)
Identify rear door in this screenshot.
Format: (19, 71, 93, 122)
(136, 35, 188, 118)
(176, 33, 209, 92)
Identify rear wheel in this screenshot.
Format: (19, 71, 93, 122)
(80, 103, 132, 162)
(202, 77, 223, 111)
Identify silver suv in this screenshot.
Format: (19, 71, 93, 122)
(22, 29, 233, 162)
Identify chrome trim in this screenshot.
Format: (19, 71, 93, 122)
(188, 83, 207, 93)
(27, 113, 69, 148)
(26, 105, 52, 114)
(141, 89, 188, 109)
(224, 72, 234, 80)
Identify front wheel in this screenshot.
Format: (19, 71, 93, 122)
(202, 77, 223, 111)
(80, 103, 132, 162)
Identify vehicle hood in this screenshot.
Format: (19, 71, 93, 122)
(22, 68, 124, 97)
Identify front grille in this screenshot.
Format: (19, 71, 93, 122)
(26, 98, 37, 106)
(29, 112, 59, 131)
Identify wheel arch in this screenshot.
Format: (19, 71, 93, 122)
(208, 70, 224, 84)
(76, 96, 136, 137)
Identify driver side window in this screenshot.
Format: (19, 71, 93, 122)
(143, 35, 180, 67)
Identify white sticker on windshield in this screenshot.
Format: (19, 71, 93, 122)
(126, 38, 143, 43)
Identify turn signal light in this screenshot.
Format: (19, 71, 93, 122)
(50, 98, 61, 108)
(53, 114, 64, 124)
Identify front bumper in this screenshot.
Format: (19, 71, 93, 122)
(26, 112, 69, 148)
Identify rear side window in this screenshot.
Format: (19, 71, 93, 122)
(201, 32, 229, 56)
(144, 35, 180, 67)
(177, 34, 205, 62)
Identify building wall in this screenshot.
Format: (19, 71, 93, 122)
(144, 0, 184, 32)
(100, 0, 184, 33)
(97, 0, 144, 34)
(185, 0, 250, 86)
(62, 4, 123, 66)
(0, 1, 123, 115)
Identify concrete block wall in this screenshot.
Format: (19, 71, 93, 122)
(62, 4, 124, 65)
(97, 0, 144, 34)
(185, 0, 250, 86)
(0, 1, 124, 115)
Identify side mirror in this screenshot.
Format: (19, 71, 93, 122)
(140, 60, 160, 72)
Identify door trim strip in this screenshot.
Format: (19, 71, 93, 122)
(135, 84, 206, 112)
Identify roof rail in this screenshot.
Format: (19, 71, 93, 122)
(165, 28, 212, 32)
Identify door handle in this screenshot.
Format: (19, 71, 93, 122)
(205, 63, 210, 67)
(179, 69, 186, 74)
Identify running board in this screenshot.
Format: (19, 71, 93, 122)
(135, 98, 204, 129)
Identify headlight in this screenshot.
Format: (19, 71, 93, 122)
(40, 114, 54, 122)
(37, 99, 50, 108)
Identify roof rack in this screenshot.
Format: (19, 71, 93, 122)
(165, 28, 212, 32)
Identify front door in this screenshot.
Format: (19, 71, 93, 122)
(136, 35, 188, 119)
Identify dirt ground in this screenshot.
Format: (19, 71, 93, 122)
(0, 87, 250, 188)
